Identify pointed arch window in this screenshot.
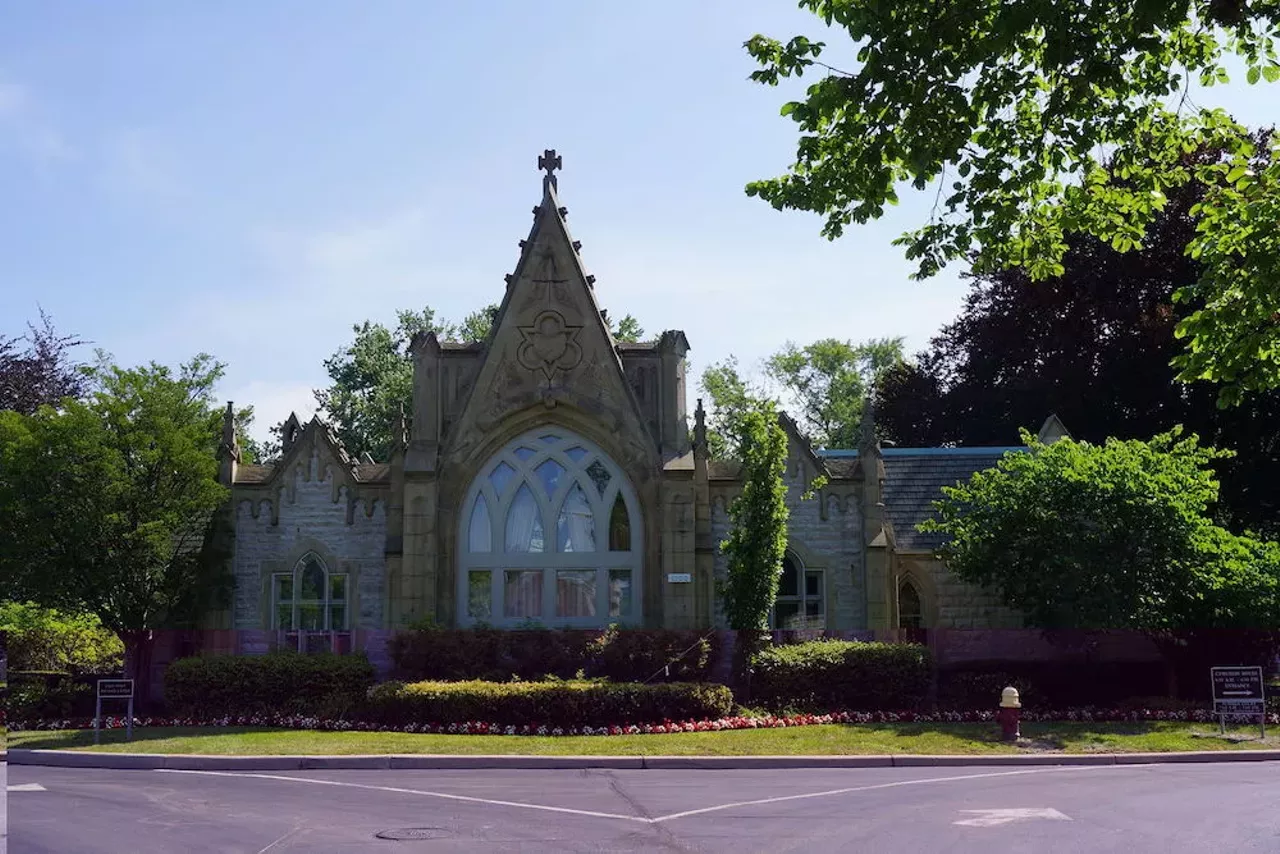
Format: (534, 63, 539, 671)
(272, 553, 348, 631)
(459, 429, 642, 627)
(772, 551, 825, 630)
(898, 579, 924, 630)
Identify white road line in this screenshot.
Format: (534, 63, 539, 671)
(651, 765, 1145, 823)
(159, 763, 1151, 825)
(6, 784, 46, 792)
(157, 770, 651, 823)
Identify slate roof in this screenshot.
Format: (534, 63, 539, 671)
(878, 448, 1020, 551)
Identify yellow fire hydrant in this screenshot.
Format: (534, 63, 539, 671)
(997, 686, 1022, 742)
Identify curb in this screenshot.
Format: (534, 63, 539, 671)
(10, 748, 1280, 771)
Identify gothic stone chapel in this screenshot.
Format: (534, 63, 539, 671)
(210, 151, 1038, 658)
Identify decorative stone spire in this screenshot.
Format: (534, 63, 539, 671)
(859, 394, 879, 453)
(693, 398, 707, 456)
(538, 148, 562, 194)
(217, 401, 240, 485)
(393, 401, 408, 451)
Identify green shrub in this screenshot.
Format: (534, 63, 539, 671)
(388, 628, 718, 683)
(936, 670, 1039, 710)
(8, 671, 92, 720)
(0, 601, 123, 673)
(589, 628, 717, 682)
(164, 652, 375, 719)
(364, 679, 734, 728)
(751, 640, 932, 712)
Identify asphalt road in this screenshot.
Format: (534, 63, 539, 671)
(7, 761, 1280, 853)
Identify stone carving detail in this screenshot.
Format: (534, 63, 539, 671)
(517, 310, 583, 379)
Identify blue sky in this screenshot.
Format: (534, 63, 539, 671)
(2, 2, 1277, 443)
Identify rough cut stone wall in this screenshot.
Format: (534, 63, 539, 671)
(710, 462, 865, 630)
(902, 556, 1022, 630)
(232, 449, 388, 631)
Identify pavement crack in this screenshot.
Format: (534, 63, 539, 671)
(601, 771, 652, 821)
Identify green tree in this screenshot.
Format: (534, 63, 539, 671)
(720, 402, 791, 631)
(699, 356, 768, 459)
(0, 353, 234, 702)
(766, 337, 903, 448)
(610, 313, 645, 344)
(317, 304, 645, 460)
(747, 2, 1280, 403)
(701, 337, 902, 457)
(0, 601, 124, 673)
(921, 429, 1280, 630)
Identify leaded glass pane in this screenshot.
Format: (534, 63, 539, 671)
(565, 446, 588, 463)
(778, 556, 799, 597)
(468, 493, 492, 552)
(330, 574, 347, 602)
(504, 570, 543, 618)
(556, 570, 597, 617)
(274, 575, 292, 602)
(539, 433, 562, 444)
(505, 484, 544, 553)
(774, 601, 802, 630)
(608, 494, 630, 551)
(556, 483, 596, 552)
(299, 559, 325, 600)
(534, 458, 564, 496)
(514, 446, 537, 461)
(275, 604, 292, 630)
(805, 571, 822, 598)
(329, 604, 347, 630)
(298, 603, 324, 630)
(586, 459, 611, 496)
(608, 570, 632, 618)
(489, 461, 516, 495)
(468, 571, 492, 619)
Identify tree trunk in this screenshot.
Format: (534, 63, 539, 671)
(120, 629, 155, 715)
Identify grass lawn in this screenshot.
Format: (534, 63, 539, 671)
(8, 722, 1278, 756)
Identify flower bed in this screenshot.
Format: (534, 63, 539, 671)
(11, 707, 1278, 737)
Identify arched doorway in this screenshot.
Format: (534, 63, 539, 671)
(457, 428, 643, 627)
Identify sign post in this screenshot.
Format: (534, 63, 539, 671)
(95, 678, 135, 745)
(1210, 666, 1266, 739)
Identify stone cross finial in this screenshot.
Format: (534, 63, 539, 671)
(538, 148, 562, 191)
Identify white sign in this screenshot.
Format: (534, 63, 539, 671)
(666, 573, 692, 583)
(954, 808, 1071, 827)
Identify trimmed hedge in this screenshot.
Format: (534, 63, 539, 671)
(364, 679, 735, 729)
(8, 671, 92, 720)
(164, 652, 375, 719)
(388, 628, 717, 683)
(751, 640, 932, 712)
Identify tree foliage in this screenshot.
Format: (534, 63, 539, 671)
(0, 353, 234, 690)
(747, 1, 1280, 402)
(766, 337, 902, 448)
(0, 600, 123, 673)
(720, 402, 791, 631)
(701, 337, 901, 457)
(315, 304, 644, 461)
(875, 162, 1280, 535)
(0, 311, 87, 414)
(921, 429, 1280, 631)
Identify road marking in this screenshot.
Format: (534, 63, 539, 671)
(160, 764, 1143, 825)
(157, 770, 651, 823)
(954, 808, 1071, 827)
(7, 783, 47, 792)
(652, 766, 1115, 823)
